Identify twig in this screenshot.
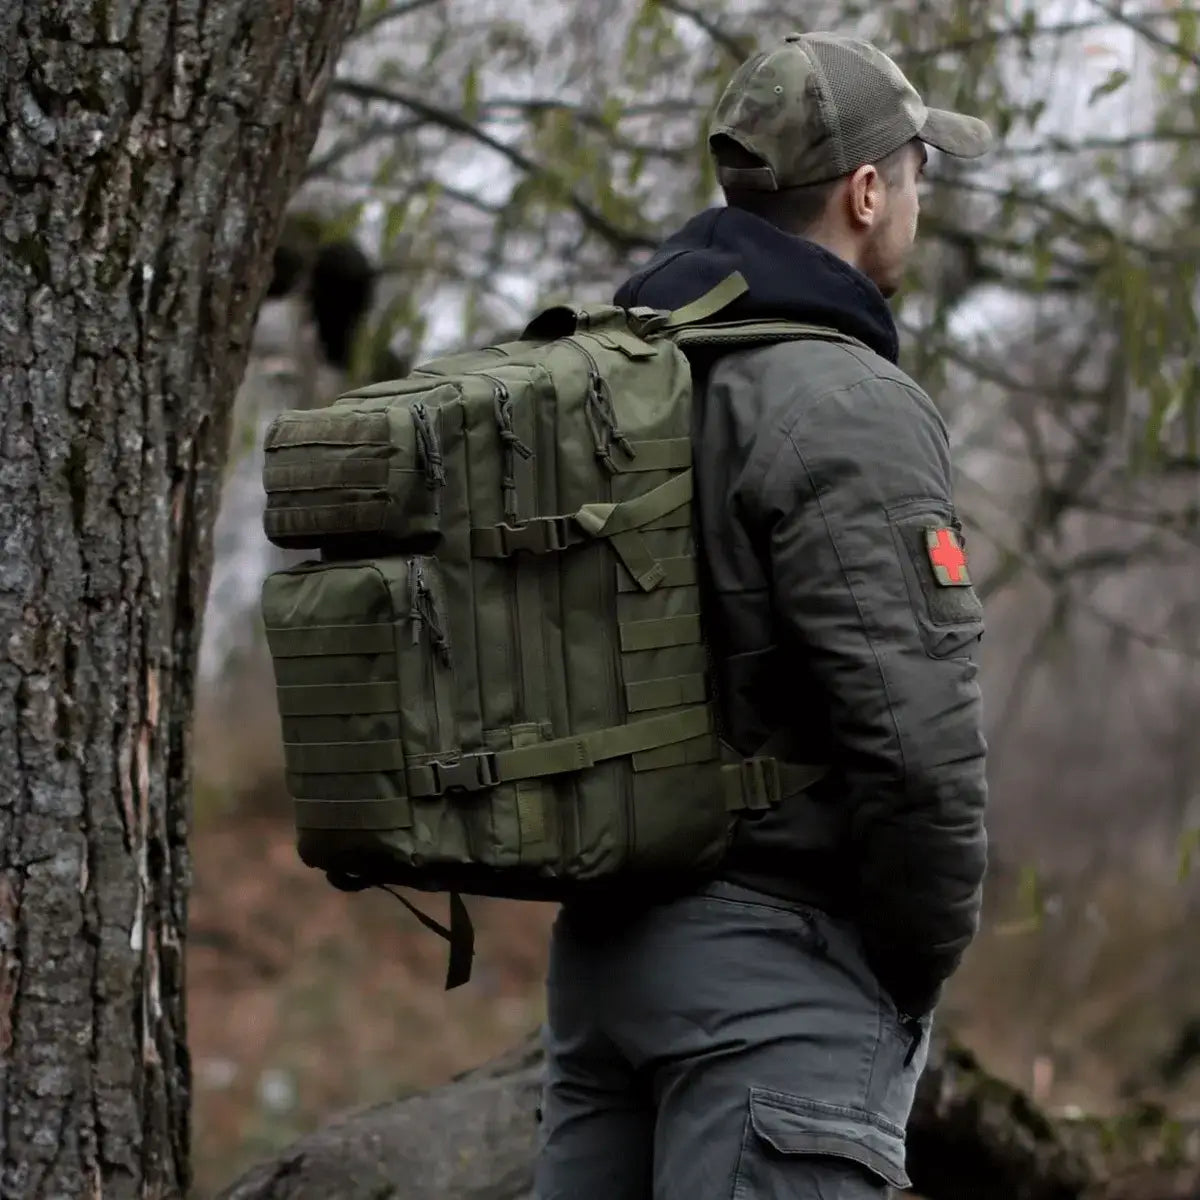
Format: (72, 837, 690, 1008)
(992, 129, 1200, 160)
(350, 0, 442, 41)
(303, 119, 421, 180)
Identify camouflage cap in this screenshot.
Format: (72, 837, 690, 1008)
(710, 32, 993, 191)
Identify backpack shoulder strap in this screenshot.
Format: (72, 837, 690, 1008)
(643, 271, 871, 354)
(670, 318, 868, 353)
(656, 271, 751, 328)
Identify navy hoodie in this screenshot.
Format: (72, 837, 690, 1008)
(613, 206, 900, 362)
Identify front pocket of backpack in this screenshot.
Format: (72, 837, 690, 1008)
(261, 391, 456, 553)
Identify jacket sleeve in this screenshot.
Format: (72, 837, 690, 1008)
(745, 369, 988, 1017)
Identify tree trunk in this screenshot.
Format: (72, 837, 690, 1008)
(216, 1032, 1200, 1200)
(0, 2, 359, 1195)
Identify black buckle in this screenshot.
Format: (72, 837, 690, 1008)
(497, 517, 573, 556)
(741, 756, 781, 810)
(627, 307, 670, 338)
(428, 752, 500, 796)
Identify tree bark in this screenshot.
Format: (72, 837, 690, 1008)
(0, 3, 359, 1196)
(216, 1032, 1200, 1200)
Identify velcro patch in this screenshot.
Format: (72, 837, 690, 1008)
(924, 526, 971, 587)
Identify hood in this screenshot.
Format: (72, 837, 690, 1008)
(613, 207, 899, 363)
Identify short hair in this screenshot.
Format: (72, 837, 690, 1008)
(716, 136, 921, 235)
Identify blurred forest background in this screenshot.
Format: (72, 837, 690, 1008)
(189, 0, 1200, 1194)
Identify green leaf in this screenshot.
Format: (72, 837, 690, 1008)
(356, 0, 390, 30)
(1016, 863, 1044, 930)
(1178, 8, 1199, 57)
(1178, 828, 1200, 882)
(1088, 67, 1130, 105)
(382, 199, 410, 252)
(462, 59, 480, 121)
(1030, 239, 1053, 290)
(372, 147, 405, 186)
(319, 202, 365, 245)
(600, 95, 624, 131)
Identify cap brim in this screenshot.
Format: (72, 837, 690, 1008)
(919, 108, 993, 158)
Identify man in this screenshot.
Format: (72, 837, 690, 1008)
(536, 31, 991, 1200)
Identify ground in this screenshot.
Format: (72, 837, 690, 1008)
(187, 672, 1200, 1197)
(188, 810, 556, 1196)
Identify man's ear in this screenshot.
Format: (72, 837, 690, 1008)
(844, 163, 883, 231)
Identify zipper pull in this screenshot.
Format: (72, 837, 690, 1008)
(901, 1015, 925, 1067)
(411, 401, 446, 488)
(407, 559, 423, 645)
(491, 379, 532, 521)
(416, 571, 452, 666)
(498, 385, 534, 462)
(585, 373, 616, 473)
(596, 376, 635, 459)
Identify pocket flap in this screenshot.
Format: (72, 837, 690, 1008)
(748, 1088, 911, 1190)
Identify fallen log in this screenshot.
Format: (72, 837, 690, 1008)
(216, 1032, 1200, 1200)
(217, 1035, 542, 1200)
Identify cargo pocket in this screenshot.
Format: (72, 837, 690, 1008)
(886, 499, 983, 660)
(730, 1088, 910, 1199)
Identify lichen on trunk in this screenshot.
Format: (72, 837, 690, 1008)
(0, 1, 359, 1195)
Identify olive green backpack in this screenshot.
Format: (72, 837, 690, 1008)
(259, 272, 843, 986)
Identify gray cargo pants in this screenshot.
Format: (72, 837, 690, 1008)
(534, 881, 929, 1199)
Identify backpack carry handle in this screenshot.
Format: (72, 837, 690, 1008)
(521, 272, 753, 343)
(522, 302, 631, 342)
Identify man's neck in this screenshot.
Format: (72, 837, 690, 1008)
(797, 225, 864, 275)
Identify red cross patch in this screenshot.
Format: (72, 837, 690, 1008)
(924, 526, 970, 587)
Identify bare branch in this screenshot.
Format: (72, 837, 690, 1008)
(894, 10, 1183, 62)
(471, 98, 694, 160)
(1089, 0, 1200, 69)
(1077, 593, 1200, 658)
(935, 177, 1181, 264)
(303, 119, 422, 180)
(331, 79, 657, 253)
(483, 95, 702, 119)
(656, 0, 749, 60)
(919, 214, 1101, 281)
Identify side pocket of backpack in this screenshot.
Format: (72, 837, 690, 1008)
(261, 555, 468, 879)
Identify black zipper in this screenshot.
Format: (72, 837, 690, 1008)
(569, 338, 635, 473)
(566, 338, 633, 859)
(477, 372, 533, 523)
(471, 371, 531, 726)
(408, 556, 451, 749)
(671, 326, 857, 350)
(410, 400, 446, 488)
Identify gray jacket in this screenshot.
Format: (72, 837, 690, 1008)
(695, 336, 988, 1016)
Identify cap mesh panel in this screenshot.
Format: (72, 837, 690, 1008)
(810, 40, 922, 170)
